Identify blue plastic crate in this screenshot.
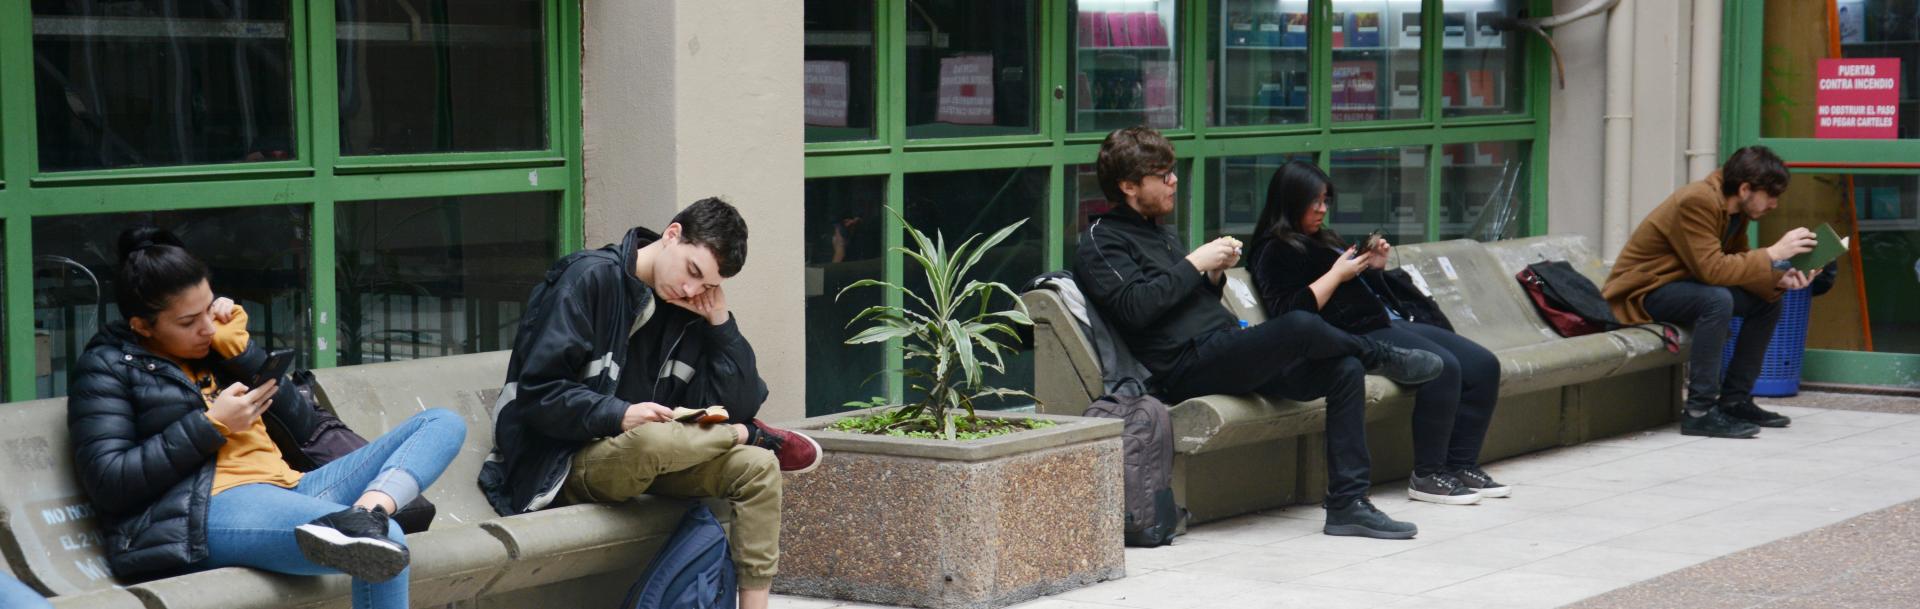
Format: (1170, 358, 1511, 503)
(1721, 287, 1812, 397)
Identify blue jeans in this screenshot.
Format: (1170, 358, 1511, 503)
(0, 574, 50, 609)
(205, 408, 465, 609)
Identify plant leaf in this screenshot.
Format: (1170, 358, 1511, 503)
(845, 324, 916, 345)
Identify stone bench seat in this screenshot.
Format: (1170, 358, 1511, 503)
(7, 351, 723, 609)
(1027, 234, 1688, 522)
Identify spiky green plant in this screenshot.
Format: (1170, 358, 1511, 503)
(836, 208, 1037, 436)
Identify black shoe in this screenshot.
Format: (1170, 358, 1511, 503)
(1680, 408, 1762, 439)
(1452, 466, 1511, 499)
(1719, 400, 1791, 428)
(1362, 339, 1444, 385)
(1408, 471, 1481, 505)
(1324, 498, 1418, 539)
(295, 506, 409, 582)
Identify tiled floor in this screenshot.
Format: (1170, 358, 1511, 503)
(773, 398, 1920, 609)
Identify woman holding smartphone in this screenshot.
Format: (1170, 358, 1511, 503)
(66, 226, 465, 608)
(1245, 161, 1508, 506)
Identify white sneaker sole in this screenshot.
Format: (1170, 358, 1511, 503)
(1409, 488, 1482, 505)
(1472, 485, 1512, 498)
(294, 524, 409, 582)
(782, 432, 824, 475)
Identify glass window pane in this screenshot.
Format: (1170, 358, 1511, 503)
(1437, 140, 1530, 241)
(32, 1, 295, 172)
(805, 176, 888, 414)
(1211, 0, 1312, 126)
(1332, 0, 1421, 122)
(805, 0, 878, 143)
(1762, 172, 1920, 354)
(903, 167, 1047, 408)
(336, 193, 555, 365)
(32, 206, 312, 399)
(1066, 159, 1191, 263)
(1205, 152, 1313, 243)
(337, 0, 546, 155)
(1071, 0, 1182, 132)
(1765, 1, 1920, 139)
(1440, 0, 1525, 117)
(1329, 146, 1429, 244)
(905, 0, 1038, 139)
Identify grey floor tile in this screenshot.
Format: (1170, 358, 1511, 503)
(1391, 534, 1583, 570)
(1512, 544, 1714, 582)
(769, 595, 844, 609)
(1480, 512, 1664, 545)
(1637, 473, 1802, 503)
(1563, 491, 1736, 523)
(1602, 520, 1781, 557)
(1178, 512, 1325, 546)
(1123, 538, 1255, 571)
(1425, 570, 1631, 608)
(1054, 569, 1271, 609)
(1263, 529, 1444, 558)
(1294, 557, 1500, 595)
(1169, 545, 1371, 584)
(1218, 583, 1410, 609)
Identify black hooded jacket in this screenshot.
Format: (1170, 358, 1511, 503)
(479, 227, 769, 516)
(1074, 204, 1238, 377)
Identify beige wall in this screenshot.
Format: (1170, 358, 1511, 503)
(583, 0, 808, 422)
(1547, 0, 1699, 259)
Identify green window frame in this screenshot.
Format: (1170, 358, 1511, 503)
(804, 0, 1552, 415)
(1721, 0, 1920, 386)
(0, 0, 586, 402)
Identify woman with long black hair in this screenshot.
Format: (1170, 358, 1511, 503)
(1246, 160, 1510, 505)
(66, 226, 465, 608)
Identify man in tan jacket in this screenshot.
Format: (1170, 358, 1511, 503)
(1603, 146, 1819, 439)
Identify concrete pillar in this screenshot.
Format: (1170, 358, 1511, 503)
(582, 0, 808, 422)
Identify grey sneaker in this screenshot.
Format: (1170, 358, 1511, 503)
(295, 506, 408, 582)
(1452, 467, 1511, 499)
(1408, 471, 1481, 505)
(1680, 408, 1762, 439)
(1362, 339, 1444, 385)
(1324, 498, 1419, 540)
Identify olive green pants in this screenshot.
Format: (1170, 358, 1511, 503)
(560, 422, 781, 589)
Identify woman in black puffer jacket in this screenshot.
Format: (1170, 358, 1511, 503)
(67, 227, 464, 609)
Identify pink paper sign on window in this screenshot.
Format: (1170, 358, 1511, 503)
(936, 55, 995, 125)
(1816, 58, 1900, 139)
(804, 60, 850, 127)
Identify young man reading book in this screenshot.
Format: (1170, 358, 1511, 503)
(1602, 146, 1821, 439)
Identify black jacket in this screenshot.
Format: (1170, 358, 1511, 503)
(66, 321, 288, 582)
(1074, 205, 1237, 376)
(1247, 236, 1397, 334)
(480, 227, 768, 516)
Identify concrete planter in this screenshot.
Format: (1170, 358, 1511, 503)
(774, 409, 1127, 609)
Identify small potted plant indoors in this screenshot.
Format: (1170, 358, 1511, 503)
(774, 211, 1126, 609)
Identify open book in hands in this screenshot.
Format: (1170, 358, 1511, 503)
(671, 406, 730, 424)
(1788, 223, 1850, 272)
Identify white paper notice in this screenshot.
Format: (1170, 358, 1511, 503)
(1227, 276, 1259, 310)
(1436, 256, 1459, 281)
(1405, 267, 1433, 297)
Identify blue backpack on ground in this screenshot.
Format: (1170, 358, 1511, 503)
(621, 503, 737, 609)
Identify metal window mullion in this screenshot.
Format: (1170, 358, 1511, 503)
(1425, 142, 1442, 241)
(0, 0, 34, 184)
(5, 219, 33, 401)
(556, 0, 585, 253)
(883, 171, 905, 407)
(310, 0, 342, 368)
(1312, 0, 1332, 129)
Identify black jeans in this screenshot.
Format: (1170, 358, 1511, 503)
(1157, 310, 1375, 508)
(1364, 321, 1500, 474)
(1642, 280, 1782, 414)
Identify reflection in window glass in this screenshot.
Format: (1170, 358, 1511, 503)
(906, 0, 1038, 139)
(805, 0, 878, 142)
(805, 176, 888, 414)
(1329, 147, 1429, 245)
(1071, 0, 1182, 132)
(32, 206, 312, 398)
(1206, 153, 1314, 243)
(1437, 140, 1529, 241)
(1440, 0, 1524, 117)
(1211, 0, 1312, 126)
(904, 168, 1047, 408)
(32, 1, 295, 171)
(1766, 0, 1920, 139)
(336, 193, 554, 365)
(1760, 172, 1920, 354)
(337, 0, 546, 155)
(1332, 0, 1422, 122)
(1066, 160, 1191, 264)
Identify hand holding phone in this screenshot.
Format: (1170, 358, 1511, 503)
(249, 349, 297, 390)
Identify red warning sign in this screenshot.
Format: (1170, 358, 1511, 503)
(1816, 58, 1900, 139)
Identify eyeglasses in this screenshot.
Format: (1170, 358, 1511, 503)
(1144, 169, 1177, 185)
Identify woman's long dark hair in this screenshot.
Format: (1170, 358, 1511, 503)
(1251, 160, 1347, 253)
(115, 226, 209, 321)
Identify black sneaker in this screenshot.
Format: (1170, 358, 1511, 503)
(1408, 472, 1481, 505)
(1679, 408, 1762, 439)
(1719, 400, 1791, 428)
(1452, 467, 1511, 499)
(1324, 498, 1418, 539)
(295, 506, 409, 582)
(1361, 339, 1444, 385)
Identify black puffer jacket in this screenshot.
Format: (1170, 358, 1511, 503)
(66, 322, 274, 581)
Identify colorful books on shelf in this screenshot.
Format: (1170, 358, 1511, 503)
(1077, 11, 1168, 48)
(1442, 12, 1468, 49)
(1867, 187, 1902, 219)
(1228, 12, 1257, 46)
(1330, 10, 1346, 48)
(1472, 11, 1505, 48)
(1398, 11, 1422, 49)
(1085, 11, 1109, 47)
(1392, 70, 1420, 110)
(1331, 61, 1379, 121)
(1350, 12, 1382, 48)
(1464, 70, 1498, 108)
(1282, 12, 1310, 47)
(1441, 70, 1461, 107)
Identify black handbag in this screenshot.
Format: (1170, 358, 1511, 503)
(263, 370, 439, 533)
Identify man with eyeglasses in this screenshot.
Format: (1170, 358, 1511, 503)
(1075, 126, 1444, 540)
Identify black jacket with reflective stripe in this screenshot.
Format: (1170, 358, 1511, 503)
(1074, 205, 1237, 377)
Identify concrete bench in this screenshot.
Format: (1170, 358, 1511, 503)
(1026, 234, 1687, 522)
(2, 351, 721, 608)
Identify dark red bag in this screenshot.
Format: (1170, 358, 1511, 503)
(1516, 260, 1681, 353)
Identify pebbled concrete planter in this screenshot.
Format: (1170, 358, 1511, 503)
(775, 409, 1126, 609)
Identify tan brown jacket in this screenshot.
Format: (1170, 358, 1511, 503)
(1602, 172, 1783, 324)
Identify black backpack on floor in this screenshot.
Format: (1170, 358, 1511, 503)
(1083, 389, 1189, 547)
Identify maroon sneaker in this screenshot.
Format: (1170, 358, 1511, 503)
(747, 419, 822, 474)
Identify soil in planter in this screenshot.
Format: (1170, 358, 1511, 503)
(830, 409, 1056, 441)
